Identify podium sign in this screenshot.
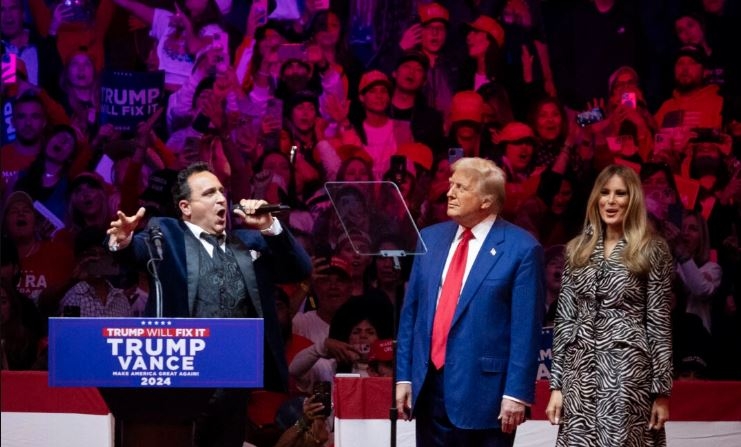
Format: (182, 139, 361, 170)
(49, 318, 264, 388)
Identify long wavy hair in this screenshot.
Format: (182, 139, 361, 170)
(462, 33, 502, 88)
(17, 125, 78, 195)
(566, 165, 654, 276)
(59, 51, 100, 119)
(683, 210, 712, 266)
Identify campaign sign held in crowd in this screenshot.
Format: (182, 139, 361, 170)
(537, 326, 554, 380)
(48, 318, 264, 388)
(99, 70, 165, 133)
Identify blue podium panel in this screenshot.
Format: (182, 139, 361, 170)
(49, 318, 264, 388)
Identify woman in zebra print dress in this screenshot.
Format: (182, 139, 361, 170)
(546, 165, 674, 446)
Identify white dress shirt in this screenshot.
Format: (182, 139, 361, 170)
(184, 218, 282, 261)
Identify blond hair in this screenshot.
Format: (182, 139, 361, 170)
(566, 165, 655, 275)
(451, 157, 506, 211)
(684, 210, 712, 266)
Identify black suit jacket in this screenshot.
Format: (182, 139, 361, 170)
(119, 217, 312, 392)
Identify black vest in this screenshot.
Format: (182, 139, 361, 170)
(193, 242, 256, 318)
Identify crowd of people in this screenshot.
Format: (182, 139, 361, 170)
(2, 0, 741, 445)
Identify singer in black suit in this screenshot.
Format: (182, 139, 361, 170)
(107, 162, 312, 447)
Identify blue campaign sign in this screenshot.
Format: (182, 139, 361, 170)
(48, 318, 264, 388)
(536, 326, 554, 381)
(99, 70, 165, 133)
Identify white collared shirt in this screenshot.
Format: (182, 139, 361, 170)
(184, 218, 282, 260)
(437, 214, 497, 306)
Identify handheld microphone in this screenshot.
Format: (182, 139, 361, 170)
(232, 203, 291, 215)
(149, 225, 164, 259)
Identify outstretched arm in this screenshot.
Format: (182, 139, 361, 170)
(107, 207, 146, 251)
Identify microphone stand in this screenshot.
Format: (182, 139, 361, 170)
(145, 237, 164, 318)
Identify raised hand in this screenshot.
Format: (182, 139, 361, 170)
(324, 338, 360, 364)
(505, 0, 533, 28)
(134, 106, 163, 149)
(107, 207, 146, 250)
(586, 98, 611, 136)
(544, 77, 557, 98)
(246, 0, 268, 39)
(303, 394, 327, 421)
(171, 4, 193, 37)
(400, 24, 423, 51)
(50, 3, 76, 35)
(199, 90, 224, 129)
(521, 44, 534, 84)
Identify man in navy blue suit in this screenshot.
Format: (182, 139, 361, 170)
(396, 157, 544, 446)
(107, 162, 312, 447)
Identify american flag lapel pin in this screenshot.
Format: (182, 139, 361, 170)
(490, 247, 497, 256)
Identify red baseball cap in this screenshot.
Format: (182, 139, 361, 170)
(496, 122, 535, 144)
(419, 3, 449, 25)
(359, 70, 391, 94)
(467, 15, 505, 48)
(396, 142, 433, 171)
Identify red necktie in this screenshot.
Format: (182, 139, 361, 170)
(431, 229, 474, 369)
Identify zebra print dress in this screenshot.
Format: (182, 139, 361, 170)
(550, 237, 673, 446)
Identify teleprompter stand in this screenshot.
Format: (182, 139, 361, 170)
(324, 181, 427, 447)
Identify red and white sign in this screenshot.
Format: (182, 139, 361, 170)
(334, 377, 741, 447)
(1, 371, 114, 447)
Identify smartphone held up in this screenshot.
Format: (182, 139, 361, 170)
(252, 0, 269, 26)
(576, 108, 605, 127)
(620, 92, 637, 109)
(211, 31, 229, 73)
(448, 147, 464, 165)
(390, 155, 407, 186)
(312, 381, 332, 418)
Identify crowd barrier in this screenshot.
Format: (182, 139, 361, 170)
(334, 377, 741, 447)
(3, 371, 739, 447)
(1, 371, 114, 447)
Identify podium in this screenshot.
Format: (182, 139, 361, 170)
(98, 387, 212, 447)
(48, 317, 265, 447)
